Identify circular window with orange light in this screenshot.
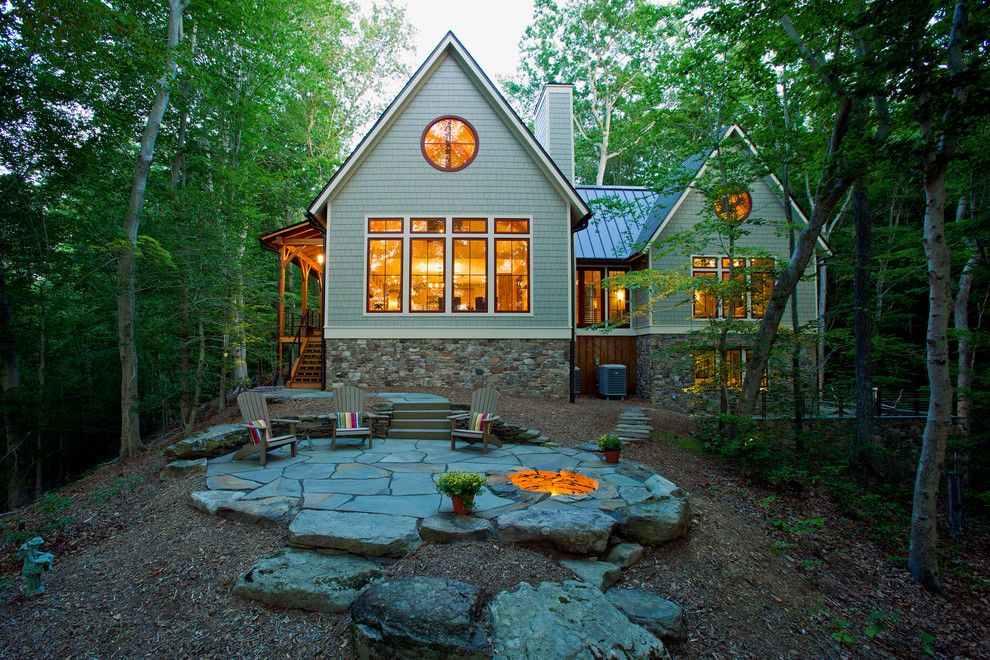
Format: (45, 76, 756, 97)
(713, 188, 753, 222)
(421, 116, 478, 171)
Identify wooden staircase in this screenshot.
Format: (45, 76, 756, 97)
(288, 339, 323, 388)
(386, 401, 453, 441)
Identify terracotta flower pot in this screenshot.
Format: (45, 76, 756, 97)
(451, 495, 474, 515)
(603, 449, 621, 464)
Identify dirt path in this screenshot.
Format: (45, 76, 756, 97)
(0, 393, 986, 658)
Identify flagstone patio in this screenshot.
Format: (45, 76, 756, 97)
(204, 437, 646, 521)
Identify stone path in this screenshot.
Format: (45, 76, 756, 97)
(608, 407, 654, 444)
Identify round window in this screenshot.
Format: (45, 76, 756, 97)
(713, 188, 753, 222)
(421, 116, 478, 171)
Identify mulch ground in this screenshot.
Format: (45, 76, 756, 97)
(0, 390, 986, 658)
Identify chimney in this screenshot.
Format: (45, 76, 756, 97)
(534, 83, 575, 183)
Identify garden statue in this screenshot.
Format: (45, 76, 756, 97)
(18, 537, 53, 597)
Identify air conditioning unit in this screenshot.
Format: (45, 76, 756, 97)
(572, 367, 581, 395)
(597, 364, 627, 400)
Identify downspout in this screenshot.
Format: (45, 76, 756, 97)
(309, 210, 329, 391)
(570, 211, 590, 404)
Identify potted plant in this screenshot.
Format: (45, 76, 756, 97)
(436, 471, 487, 515)
(597, 433, 623, 464)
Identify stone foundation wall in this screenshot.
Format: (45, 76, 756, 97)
(635, 334, 697, 411)
(327, 338, 570, 399)
(635, 333, 818, 413)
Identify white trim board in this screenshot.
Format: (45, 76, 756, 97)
(307, 32, 590, 226)
(324, 327, 571, 340)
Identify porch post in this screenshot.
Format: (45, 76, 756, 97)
(300, 263, 309, 331)
(277, 246, 286, 384)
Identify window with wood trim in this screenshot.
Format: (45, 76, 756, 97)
(691, 256, 775, 320)
(576, 267, 629, 327)
(692, 349, 768, 389)
(453, 218, 487, 233)
(411, 217, 445, 233)
(494, 218, 529, 233)
(367, 238, 402, 312)
(421, 117, 478, 171)
(495, 239, 529, 312)
(369, 218, 403, 233)
(409, 238, 445, 312)
(453, 239, 487, 312)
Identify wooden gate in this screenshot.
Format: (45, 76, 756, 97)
(575, 335, 637, 396)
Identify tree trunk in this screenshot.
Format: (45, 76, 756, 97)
(116, 0, 185, 458)
(35, 284, 46, 501)
(781, 154, 805, 444)
(953, 195, 976, 436)
(735, 141, 853, 414)
(908, 0, 967, 594)
(853, 185, 875, 453)
(0, 268, 23, 509)
(909, 159, 953, 593)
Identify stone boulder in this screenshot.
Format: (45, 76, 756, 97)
(289, 510, 421, 558)
(617, 497, 690, 545)
(643, 474, 683, 500)
(188, 490, 244, 514)
(419, 514, 495, 544)
(489, 580, 665, 659)
(350, 576, 487, 659)
(605, 587, 687, 642)
(160, 458, 207, 479)
(217, 495, 300, 525)
(559, 559, 622, 590)
(166, 424, 247, 460)
(606, 542, 645, 568)
(234, 549, 383, 613)
(495, 507, 616, 555)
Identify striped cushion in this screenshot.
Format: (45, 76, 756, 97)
(246, 419, 269, 445)
(469, 412, 494, 432)
(336, 412, 361, 429)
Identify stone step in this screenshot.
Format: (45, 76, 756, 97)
(390, 418, 451, 431)
(387, 428, 451, 441)
(390, 408, 453, 419)
(392, 401, 451, 412)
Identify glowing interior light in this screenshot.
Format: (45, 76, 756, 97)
(317, 253, 324, 264)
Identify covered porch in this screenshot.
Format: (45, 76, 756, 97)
(259, 222, 326, 389)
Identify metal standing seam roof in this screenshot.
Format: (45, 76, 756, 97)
(575, 153, 706, 261)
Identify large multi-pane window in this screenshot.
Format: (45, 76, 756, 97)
(409, 238, 445, 312)
(453, 239, 487, 312)
(366, 236, 403, 312)
(693, 349, 768, 389)
(576, 267, 629, 327)
(495, 239, 529, 312)
(691, 256, 774, 320)
(365, 216, 530, 314)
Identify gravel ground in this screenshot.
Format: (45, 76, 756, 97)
(0, 390, 986, 658)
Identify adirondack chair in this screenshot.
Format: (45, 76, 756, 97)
(331, 385, 384, 450)
(234, 391, 298, 467)
(448, 386, 502, 454)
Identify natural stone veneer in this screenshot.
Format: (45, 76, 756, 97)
(636, 333, 818, 413)
(326, 338, 570, 398)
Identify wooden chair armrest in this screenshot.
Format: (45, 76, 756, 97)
(446, 413, 470, 420)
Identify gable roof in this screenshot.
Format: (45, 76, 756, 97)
(307, 31, 591, 226)
(573, 125, 830, 260)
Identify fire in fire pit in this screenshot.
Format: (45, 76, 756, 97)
(508, 470, 598, 496)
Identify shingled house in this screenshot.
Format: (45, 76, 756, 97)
(260, 32, 822, 404)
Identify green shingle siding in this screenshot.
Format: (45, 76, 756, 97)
(648, 176, 819, 330)
(326, 55, 570, 330)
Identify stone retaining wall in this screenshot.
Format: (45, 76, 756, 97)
(635, 333, 818, 413)
(326, 338, 570, 399)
